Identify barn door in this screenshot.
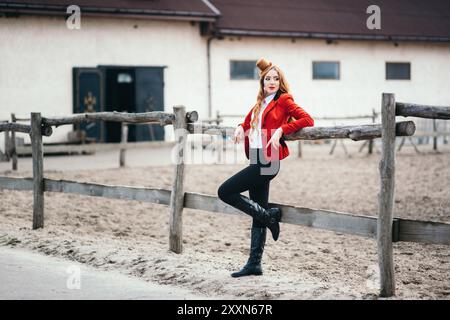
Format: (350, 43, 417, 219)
(72, 68, 104, 142)
(134, 67, 165, 141)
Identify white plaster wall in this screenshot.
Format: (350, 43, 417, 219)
(209, 37, 450, 128)
(1, 15, 449, 152)
(0, 15, 208, 149)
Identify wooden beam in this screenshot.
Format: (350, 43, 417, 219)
(119, 123, 128, 167)
(3, 125, 11, 161)
(188, 122, 416, 141)
(16, 141, 176, 156)
(378, 93, 396, 297)
(11, 114, 18, 171)
(186, 111, 199, 123)
(184, 192, 378, 238)
(285, 121, 415, 141)
(315, 115, 375, 120)
(14, 117, 31, 122)
(31, 113, 44, 230)
(169, 106, 188, 254)
(0, 122, 52, 136)
(396, 102, 450, 120)
(1, 177, 449, 245)
(0, 176, 33, 190)
(188, 122, 235, 136)
(398, 218, 450, 245)
(0, 123, 31, 134)
(44, 179, 171, 205)
(42, 111, 175, 127)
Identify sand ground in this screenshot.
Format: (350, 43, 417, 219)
(0, 141, 449, 299)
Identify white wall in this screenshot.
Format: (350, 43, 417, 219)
(0, 15, 209, 149)
(210, 37, 450, 128)
(1, 15, 449, 152)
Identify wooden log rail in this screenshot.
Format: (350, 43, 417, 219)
(314, 114, 378, 120)
(42, 111, 174, 127)
(188, 121, 416, 141)
(41, 111, 198, 127)
(0, 176, 448, 246)
(1, 96, 448, 299)
(14, 117, 31, 122)
(0, 122, 52, 136)
(0, 122, 30, 135)
(15, 141, 176, 156)
(396, 102, 450, 119)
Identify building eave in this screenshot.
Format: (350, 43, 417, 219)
(0, 3, 218, 22)
(217, 28, 450, 43)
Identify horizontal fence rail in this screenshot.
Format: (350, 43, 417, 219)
(42, 111, 175, 127)
(15, 141, 176, 155)
(1, 95, 449, 298)
(41, 111, 198, 127)
(0, 123, 31, 134)
(284, 121, 415, 141)
(188, 121, 416, 141)
(0, 176, 448, 246)
(396, 102, 450, 120)
(0, 122, 52, 136)
(314, 114, 378, 120)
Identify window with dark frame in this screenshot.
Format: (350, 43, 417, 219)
(386, 62, 411, 80)
(313, 61, 340, 80)
(230, 60, 258, 80)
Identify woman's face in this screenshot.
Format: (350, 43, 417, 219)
(263, 68, 280, 96)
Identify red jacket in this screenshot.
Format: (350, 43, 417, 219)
(239, 92, 314, 162)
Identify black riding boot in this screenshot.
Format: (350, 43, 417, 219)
(231, 227, 267, 278)
(232, 195, 282, 241)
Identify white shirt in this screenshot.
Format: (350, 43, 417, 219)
(249, 93, 276, 148)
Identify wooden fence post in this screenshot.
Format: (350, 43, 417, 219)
(368, 108, 376, 155)
(433, 119, 437, 151)
(11, 113, 18, 171)
(4, 125, 10, 161)
(169, 106, 187, 253)
(31, 112, 44, 229)
(377, 93, 396, 297)
(120, 122, 128, 167)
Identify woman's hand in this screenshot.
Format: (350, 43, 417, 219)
(233, 125, 245, 144)
(266, 127, 283, 150)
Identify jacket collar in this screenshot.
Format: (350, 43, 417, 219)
(261, 96, 278, 125)
(248, 90, 283, 125)
(274, 90, 282, 101)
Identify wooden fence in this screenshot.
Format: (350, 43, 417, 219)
(1, 114, 179, 170)
(0, 93, 449, 298)
(397, 118, 450, 153)
(211, 110, 381, 157)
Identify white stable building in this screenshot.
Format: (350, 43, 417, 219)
(1, 0, 449, 149)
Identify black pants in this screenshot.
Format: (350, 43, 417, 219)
(217, 148, 280, 228)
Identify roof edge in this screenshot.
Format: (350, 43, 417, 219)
(0, 3, 219, 21)
(217, 28, 450, 43)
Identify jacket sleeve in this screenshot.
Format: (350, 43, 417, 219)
(239, 108, 253, 136)
(280, 94, 314, 136)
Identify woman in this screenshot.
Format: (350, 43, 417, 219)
(217, 58, 315, 278)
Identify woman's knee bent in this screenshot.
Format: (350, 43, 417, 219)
(217, 183, 234, 203)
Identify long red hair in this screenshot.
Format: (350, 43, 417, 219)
(250, 63, 290, 134)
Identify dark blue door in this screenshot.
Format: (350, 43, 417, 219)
(135, 67, 165, 141)
(72, 68, 104, 142)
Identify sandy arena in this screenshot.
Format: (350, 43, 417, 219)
(0, 141, 449, 299)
